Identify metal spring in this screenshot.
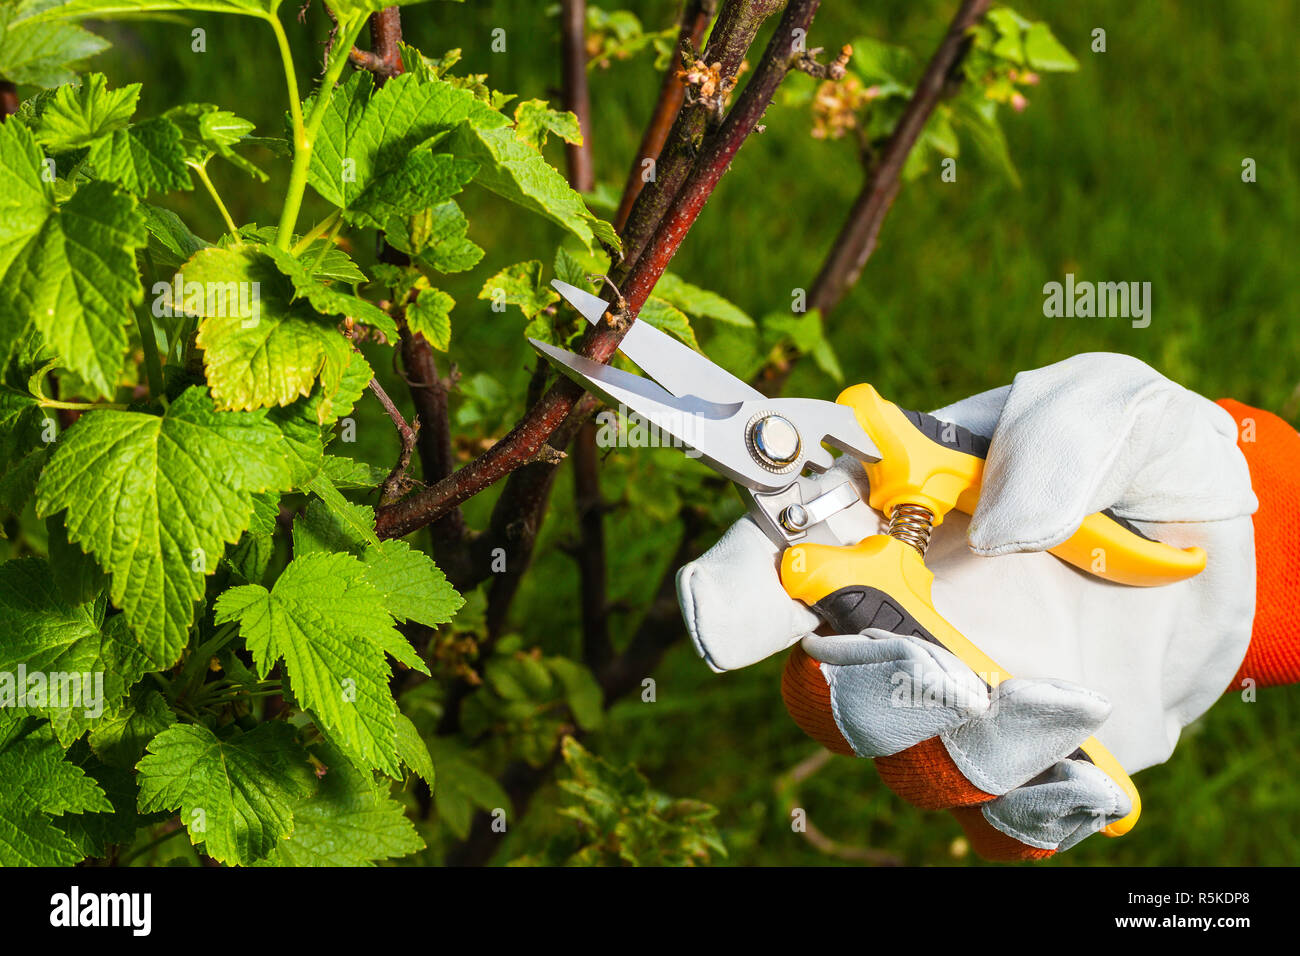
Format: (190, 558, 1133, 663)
(887, 503, 935, 557)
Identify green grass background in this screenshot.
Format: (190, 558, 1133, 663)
(91, 0, 1298, 864)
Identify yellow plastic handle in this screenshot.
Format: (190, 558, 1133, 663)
(780, 533, 1140, 837)
(837, 383, 1206, 587)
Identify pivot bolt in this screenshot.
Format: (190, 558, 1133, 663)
(749, 414, 801, 471)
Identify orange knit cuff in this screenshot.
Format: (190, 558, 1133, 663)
(781, 645, 854, 755)
(1217, 400, 1300, 688)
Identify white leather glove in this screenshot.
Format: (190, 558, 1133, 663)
(677, 353, 1258, 856)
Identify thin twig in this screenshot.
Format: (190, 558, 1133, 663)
(368, 376, 421, 505)
(775, 750, 902, 865)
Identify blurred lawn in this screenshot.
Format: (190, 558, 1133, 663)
(91, 0, 1298, 864)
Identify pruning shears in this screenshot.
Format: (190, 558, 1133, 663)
(535, 279, 1210, 838)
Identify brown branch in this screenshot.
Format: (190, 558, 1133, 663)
(617, 0, 820, 310)
(0, 81, 19, 121)
(758, 0, 990, 395)
(561, 1, 613, 674)
(572, 420, 611, 671)
(367, 375, 420, 505)
(612, 0, 714, 231)
(611, 0, 781, 277)
(559, 0, 595, 193)
(473, 0, 599, 648)
(396, 316, 482, 592)
(808, 0, 989, 318)
(350, 6, 404, 79)
(349, 6, 485, 589)
(374, 0, 821, 542)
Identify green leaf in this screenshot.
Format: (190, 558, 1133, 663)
(847, 35, 917, 90)
(31, 72, 137, 149)
(1023, 21, 1079, 72)
(0, 0, 108, 89)
(264, 335, 372, 441)
(0, 558, 152, 743)
(450, 121, 616, 254)
(141, 202, 209, 269)
(302, 471, 379, 545)
(262, 244, 397, 341)
(46, 515, 106, 606)
(360, 538, 463, 629)
(0, 726, 111, 866)
(530, 736, 725, 866)
(351, 151, 478, 228)
(545, 657, 603, 731)
(87, 685, 175, 768)
(213, 552, 413, 776)
(164, 102, 266, 180)
(513, 98, 582, 150)
(86, 116, 191, 196)
(136, 721, 315, 866)
(33, 74, 190, 196)
(307, 70, 502, 221)
(653, 272, 752, 328)
(484, 653, 552, 702)
(0, 447, 47, 522)
(394, 713, 434, 788)
(35, 386, 293, 665)
(56, 756, 154, 860)
(951, 96, 1021, 187)
(265, 406, 326, 488)
(639, 296, 698, 350)
(478, 260, 558, 319)
(255, 746, 423, 866)
(406, 287, 453, 349)
(762, 308, 842, 383)
(320, 453, 386, 490)
(186, 244, 355, 412)
(426, 736, 509, 839)
(292, 497, 461, 633)
(393, 200, 483, 274)
(292, 495, 373, 557)
(0, 120, 147, 397)
(553, 246, 589, 290)
(234, 224, 367, 283)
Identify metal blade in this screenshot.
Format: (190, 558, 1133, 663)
(550, 279, 612, 326)
(530, 338, 881, 492)
(550, 279, 764, 404)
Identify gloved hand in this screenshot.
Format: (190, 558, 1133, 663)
(677, 352, 1271, 859)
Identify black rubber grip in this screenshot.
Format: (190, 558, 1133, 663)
(898, 408, 1156, 545)
(813, 584, 948, 655)
(897, 408, 991, 458)
(811, 584, 1089, 763)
